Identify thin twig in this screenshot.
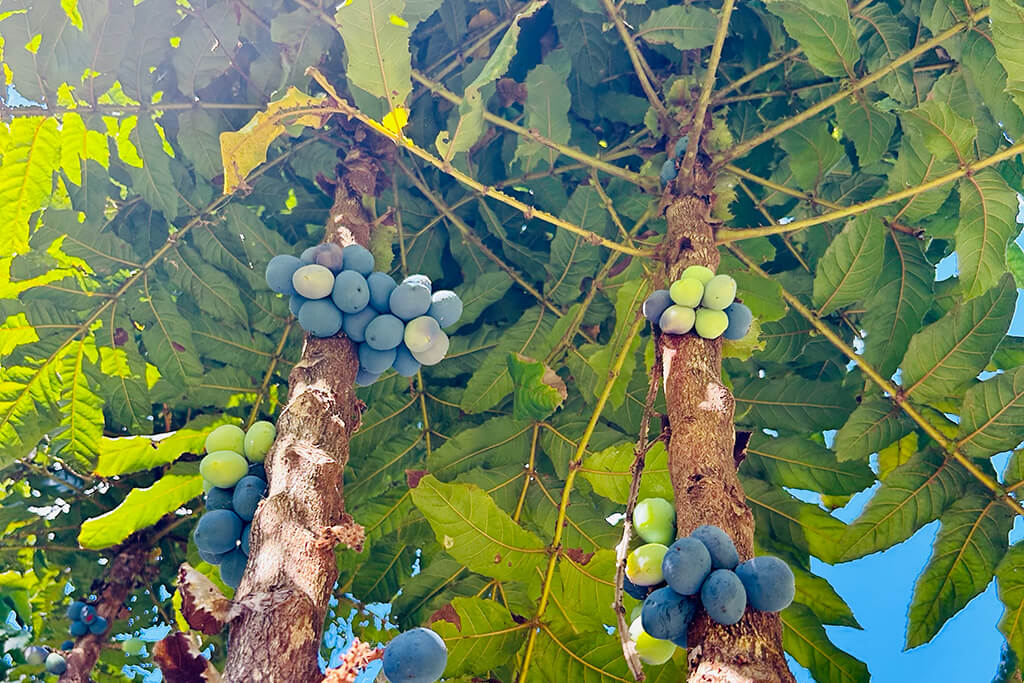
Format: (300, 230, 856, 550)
(599, 0, 669, 126)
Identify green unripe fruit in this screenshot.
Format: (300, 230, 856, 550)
(669, 278, 703, 307)
(626, 543, 669, 586)
(701, 274, 737, 310)
(634, 497, 676, 545)
(629, 617, 676, 665)
(680, 265, 714, 286)
(205, 425, 245, 455)
(243, 421, 276, 463)
(658, 306, 695, 335)
(695, 309, 729, 339)
(200, 450, 249, 488)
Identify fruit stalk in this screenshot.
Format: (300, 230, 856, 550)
(222, 184, 371, 683)
(659, 196, 794, 683)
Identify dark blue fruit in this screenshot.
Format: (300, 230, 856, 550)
(388, 282, 431, 321)
(289, 294, 309, 317)
(673, 135, 689, 160)
(219, 549, 248, 589)
(641, 586, 696, 641)
(642, 290, 673, 325)
(382, 627, 448, 683)
(313, 243, 346, 273)
(427, 290, 462, 328)
(60, 640, 74, 651)
(332, 270, 370, 314)
(700, 569, 746, 625)
(241, 524, 251, 556)
(365, 314, 404, 351)
(722, 302, 753, 341)
(45, 652, 67, 675)
(80, 605, 97, 624)
(734, 556, 795, 613)
(89, 616, 108, 635)
(359, 343, 396, 374)
(660, 159, 677, 184)
(367, 271, 398, 313)
(298, 299, 343, 338)
(690, 525, 739, 570)
(205, 486, 234, 511)
(356, 369, 381, 386)
(342, 306, 377, 343)
(232, 475, 267, 522)
(662, 537, 712, 595)
(623, 576, 654, 601)
(265, 254, 301, 295)
(70, 620, 88, 636)
(194, 509, 244, 555)
(392, 344, 421, 378)
(198, 547, 229, 564)
(343, 244, 375, 275)
(66, 600, 86, 621)
(299, 246, 319, 265)
(248, 462, 266, 480)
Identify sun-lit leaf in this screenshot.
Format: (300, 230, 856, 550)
(956, 169, 1018, 300)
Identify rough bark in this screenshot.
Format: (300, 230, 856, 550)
(659, 195, 795, 683)
(222, 184, 372, 683)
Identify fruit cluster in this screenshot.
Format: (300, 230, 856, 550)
(622, 503, 795, 665)
(264, 244, 463, 386)
(659, 135, 689, 184)
(381, 627, 448, 683)
(642, 266, 752, 340)
(194, 423, 275, 589)
(23, 646, 67, 675)
(67, 600, 107, 638)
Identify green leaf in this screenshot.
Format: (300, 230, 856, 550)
(887, 133, 959, 224)
(781, 603, 870, 683)
(957, 367, 1024, 459)
(997, 541, 1024, 664)
(0, 117, 61, 256)
(839, 450, 967, 561)
(334, 0, 413, 111)
(94, 415, 234, 477)
(861, 232, 934, 377)
(551, 549, 617, 633)
(169, 3, 241, 98)
(635, 6, 717, 51)
(957, 169, 1019, 299)
(744, 433, 874, 495)
(410, 475, 548, 584)
(431, 597, 523, 677)
(164, 245, 248, 326)
(776, 118, 845, 190)
(450, 269, 513, 333)
(734, 376, 856, 432)
(834, 95, 896, 166)
(428, 417, 533, 479)
(792, 564, 860, 628)
(129, 283, 205, 389)
(899, 101, 977, 162)
(514, 54, 572, 172)
(54, 338, 103, 470)
(812, 213, 886, 315)
(126, 116, 180, 219)
(545, 186, 610, 306)
(0, 362, 61, 467)
(833, 398, 915, 463)
(991, 0, 1024, 115)
(961, 29, 1024, 140)
(764, 0, 860, 77)
(729, 271, 787, 324)
(906, 495, 1013, 648)
(78, 464, 203, 549)
(579, 440, 673, 504)
(743, 477, 848, 564)
(854, 4, 913, 105)
(534, 629, 681, 683)
(900, 274, 1016, 403)
(508, 354, 567, 421)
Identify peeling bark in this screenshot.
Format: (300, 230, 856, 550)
(222, 184, 372, 683)
(659, 196, 794, 683)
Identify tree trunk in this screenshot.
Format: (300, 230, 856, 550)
(223, 185, 371, 683)
(659, 195, 795, 683)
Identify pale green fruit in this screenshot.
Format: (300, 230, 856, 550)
(629, 617, 676, 665)
(244, 421, 276, 463)
(404, 316, 442, 353)
(205, 425, 245, 455)
(681, 265, 714, 286)
(695, 309, 729, 339)
(700, 275, 737, 310)
(669, 278, 703, 307)
(658, 306, 695, 335)
(634, 497, 676, 545)
(626, 543, 669, 586)
(200, 451, 249, 488)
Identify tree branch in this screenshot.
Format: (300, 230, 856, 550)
(599, 0, 670, 126)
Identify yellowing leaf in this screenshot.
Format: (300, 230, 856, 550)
(219, 87, 325, 194)
(0, 117, 61, 256)
(381, 105, 409, 136)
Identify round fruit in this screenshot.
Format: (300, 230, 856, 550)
(403, 274, 432, 289)
(265, 254, 301, 295)
(428, 290, 463, 329)
(359, 344, 397, 374)
(701, 274, 737, 310)
(219, 548, 248, 589)
(623, 576, 655, 601)
(628, 617, 676, 666)
(342, 244, 375, 275)
(367, 272, 398, 313)
(660, 159, 677, 184)
(734, 556, 795, 613)
(365, 314, 405, 351)
(626, 543, 669, 586)
(659, 305, 695, 335)
(634, 497, 676, 546)
(662, 537, 711, 595)
(642, 290, 673, 324)
(205, 424, 245, 455)
(70, 620, 88, 636)
(25, 646, 48, 665)
(241, 524, 251, 556)
(80, 605, 97, 624)
(673, 136, 689, 160)
(292, 264, 335, 299)
(695, 308, 729, 339)
(289, 294, 309, 317)
(382, 627, 448, 683)
(200, 450, 249, 488)
(89, 616, 108, 635)
(690, 525, 739, 570)
(404, 316, 442, 353)
(45, 652, 67, 675)
(409, 331, 449, 366)
(700, 569, 746, 625)
(313, 243, 346, 273)
(60, 640, 74, 651)
(356, 369, 381, 386)
(298, 299, 344, 338)
(641, 586, 696, 641)
(342, 306, 377, 343)
(723, 303, 753, 341)
(332, 271, 370, 314)
(669, 278, 703, 307)
(244, 421, 276, 463)
(232, 475, 267, 522)
(248, 462, 266, 480)
(680, 265, 714, 286)
(299, 246, 319, 265)
(198, 547, 229, 564)
(393, 345, 421, 378)
(194, 509, 244, 555)
(205, 486, 235, 511)
(123, 637, 145, 656)
(66, 600, 86, 621)
(389, 282, 431, 321)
